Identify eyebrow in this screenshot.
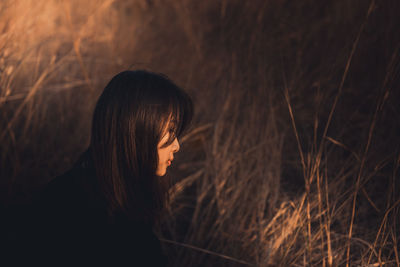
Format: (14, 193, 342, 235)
(170, 118, 177, 126)
(161, 119, 176, 137)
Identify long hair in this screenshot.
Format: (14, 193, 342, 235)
(90, 70, 193, 224)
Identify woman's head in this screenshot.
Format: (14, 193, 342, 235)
(90, 70, 193, 222)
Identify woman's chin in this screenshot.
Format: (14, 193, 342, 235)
(156, 169, 167, 177)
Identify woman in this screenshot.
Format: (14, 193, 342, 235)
(30, 70, 193, 266)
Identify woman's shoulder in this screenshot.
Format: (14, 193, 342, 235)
(34, 150, 104, 218)
(38, 165, 90, 205)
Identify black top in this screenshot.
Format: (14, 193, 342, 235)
(24, 153, 167, 266)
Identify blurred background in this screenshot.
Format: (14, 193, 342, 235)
(1, 0, 399, 266)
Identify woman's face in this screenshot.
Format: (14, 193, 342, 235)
(156, 121, 180, 176)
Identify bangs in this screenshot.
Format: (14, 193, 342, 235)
(172, 86, 193, 138)
(160, 87, 193, 147)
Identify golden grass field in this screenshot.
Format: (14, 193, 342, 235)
(1, 0, 399, 266)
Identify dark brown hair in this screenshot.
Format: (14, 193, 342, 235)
(90, 70, 193, 224)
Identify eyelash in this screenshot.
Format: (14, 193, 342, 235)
(161, 128, 176, 146)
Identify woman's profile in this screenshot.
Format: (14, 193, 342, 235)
(29, 70, 193, 266)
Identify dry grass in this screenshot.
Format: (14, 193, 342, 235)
(1, 0, 399, 266)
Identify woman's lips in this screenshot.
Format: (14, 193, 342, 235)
(167, 160, 172, 166)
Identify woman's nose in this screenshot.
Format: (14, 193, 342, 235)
(173, 138, 180, 152)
